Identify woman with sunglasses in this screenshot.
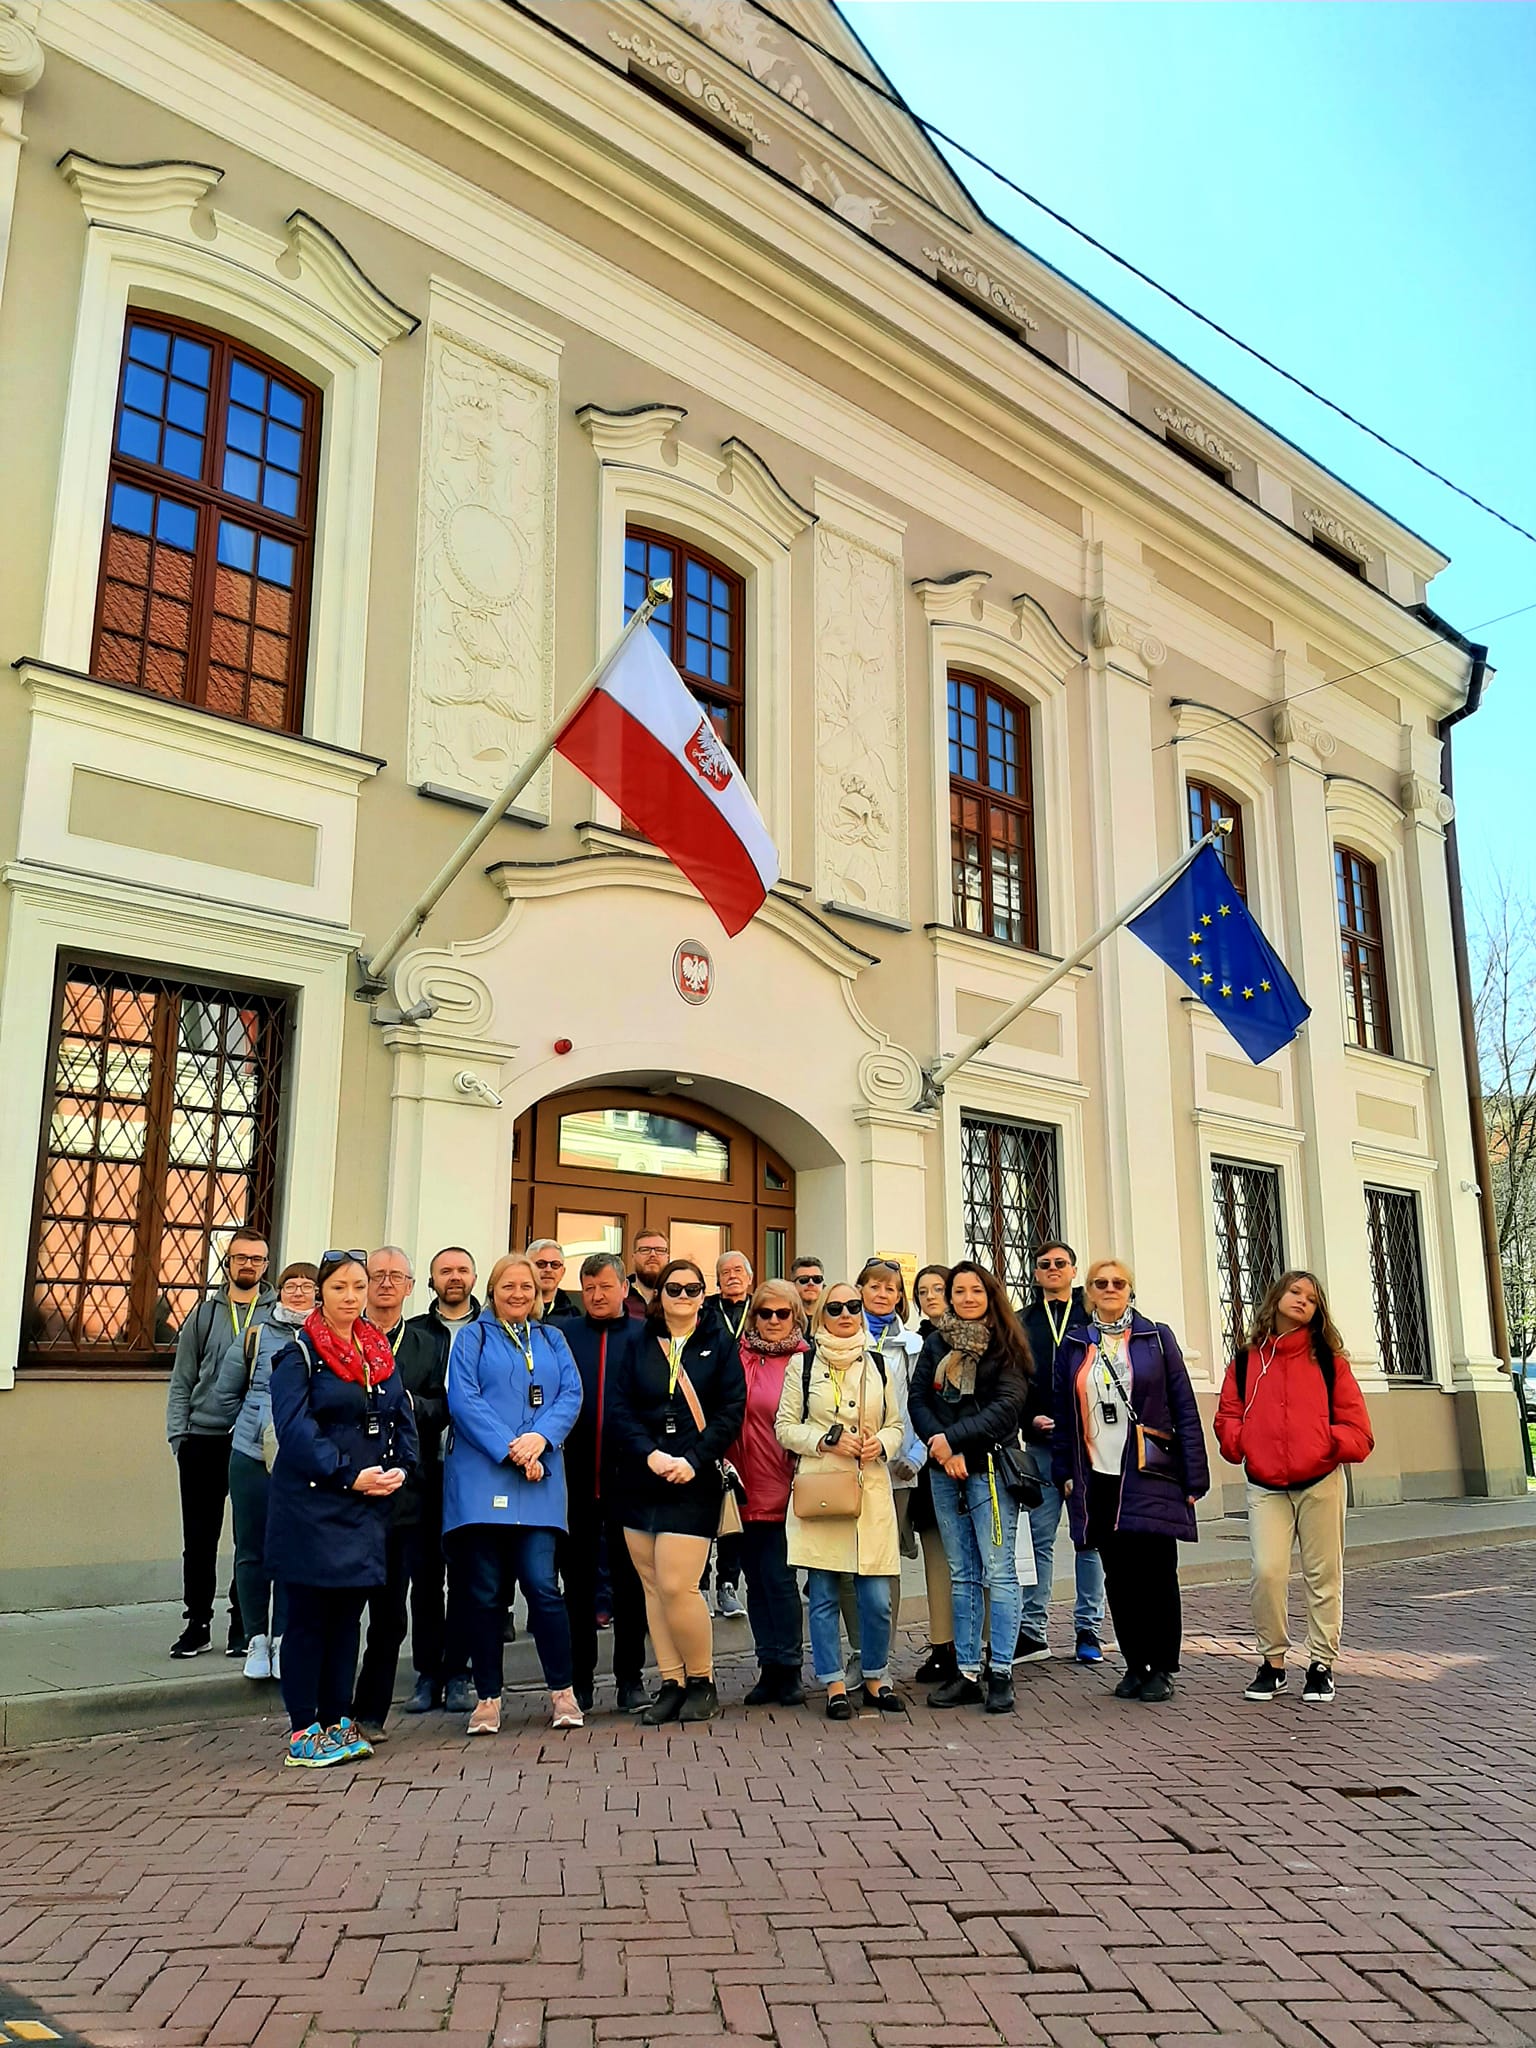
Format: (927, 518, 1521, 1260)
(607, 1257, 746, 1725)
(444, 1252, 585, 1735)
(908, 1263, 958, 1688)
(264, 1249, 417, 1769)
(775, 1285, 906, 1717)
(908, 1262, 1031, 1714)
(1053, 1258, 1210, 1704)
(726, 1279, 809, 1707)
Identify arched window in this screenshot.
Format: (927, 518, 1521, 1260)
(91, 313, 320, 733)
(624, 526, 745, 756)
(1335, 844, 1391, 1053)
(1187, 778, 1248, 899)
(948, 670, 1037, 949)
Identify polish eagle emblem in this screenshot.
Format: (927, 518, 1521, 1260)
(684, 717, 734, 792)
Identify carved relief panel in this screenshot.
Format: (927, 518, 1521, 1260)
(408, 287, 560, 811)
(813, 490, 908, 925)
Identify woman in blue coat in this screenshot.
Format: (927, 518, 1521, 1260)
(265, 1250, 418, 1769)
(444, 1252, 583, 1734)
(1052, 1257, 1210, 1705)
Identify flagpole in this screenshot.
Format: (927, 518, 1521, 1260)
(912, 821, 1233, 1110)
(356, 579, 673, 993)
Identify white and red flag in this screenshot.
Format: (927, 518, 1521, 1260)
(554, 623, 779, 937)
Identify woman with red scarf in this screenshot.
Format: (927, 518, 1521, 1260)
(265, 1250, 418, 1768)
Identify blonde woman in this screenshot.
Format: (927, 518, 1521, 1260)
(775, 1285, 906, 1718)
(1052, 1258, 1209, 1704)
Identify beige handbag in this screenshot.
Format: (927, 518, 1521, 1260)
(675, 1365, 746, 1538)
(790, 1354, 864, 1520)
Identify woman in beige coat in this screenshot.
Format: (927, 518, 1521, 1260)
(775, 1285, 906, 1718)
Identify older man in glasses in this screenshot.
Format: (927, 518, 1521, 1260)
(527, 1240, 580, 1320)
(1018, 1239, 1106, 1665)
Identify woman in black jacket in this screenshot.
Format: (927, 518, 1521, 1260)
(606, 1258, 747, 1726)
(908, 1261, 1030, 1714)
(265, 1250, 418, 1769)
(908, 1263, 957, 1687)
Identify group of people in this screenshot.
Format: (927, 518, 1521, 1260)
(164, 1224, 1374, 1770)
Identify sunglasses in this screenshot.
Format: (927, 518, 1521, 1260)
(321, 1248, 367, 1267)
(663, 1280, 705, 1298)
(532, 1259, 564, 1269)
(861, 1261, 901, 1276)
(1091, 1277, 1129, 1290)
(824, 1299, 862, 1316)
(797, 1273, 825, 1286)
(756, 1306, 794, 1323)
(1035, 1257, 1072, 1271)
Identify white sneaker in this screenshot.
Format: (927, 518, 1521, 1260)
(270, 1635, 282, 1681)
(242, 1633, 272, 1681)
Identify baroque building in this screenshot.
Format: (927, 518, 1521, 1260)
(0, 0, 1517, 1607)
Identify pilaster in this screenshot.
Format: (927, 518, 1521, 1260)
(382, 1023, 519, 1274)
(0, 1, 43, 322)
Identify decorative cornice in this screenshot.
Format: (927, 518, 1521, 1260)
(1400, 772, 1455, 827)
(282, 212, 418, 350)
(719, 437, 815, 547)
(922, 244, 1038, 333)
(608, 31, 771, 145)
(577, 400, 688, 466)
(1304, 507, 1373, 564)
(1272, 703, 1337, 762)
(1155, 404, 1240, 475)
(1012, 593, 1085, 677)
(1169, 698, 1278, 776)
(0, 2, 45, 97)
(1089, 600, 1165, 670)
(57, 152, 224, 235)
(912, 572, 991, 625)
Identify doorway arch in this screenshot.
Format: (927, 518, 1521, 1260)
(510, 1087, 796, 1279)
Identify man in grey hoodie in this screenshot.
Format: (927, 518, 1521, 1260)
(165, 1227, 276, 1658)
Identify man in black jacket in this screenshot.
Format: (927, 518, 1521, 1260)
(528, 1239, 581, 1320)
(353, 1246, 452, 1738)
(560, 1252, 650, 1713)
(1018, 1240, 1106, 1665)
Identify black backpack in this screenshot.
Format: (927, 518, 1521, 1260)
(800, 1347, 885, 1417)
(1234, 1333, 1335, 1417)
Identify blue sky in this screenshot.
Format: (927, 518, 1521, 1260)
(840, 1, 1536, 902)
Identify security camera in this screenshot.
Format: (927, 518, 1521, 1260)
(453, 1071, 504, 1109)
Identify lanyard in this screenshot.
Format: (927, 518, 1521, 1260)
(500, 1319, 535, 1373)
(721, 1298, 748, 1341)
(1043, 1298, 1072, 1350)
(387, 1322, 405, 1357)
(229, 1297, 258, 1341)
(667, 1337, 685, 1396)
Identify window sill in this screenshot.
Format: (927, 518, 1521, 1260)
(15, 1364, 173, 1383)
(1342, 1042, 1432, 1079)
(924, 922, 1090, 978)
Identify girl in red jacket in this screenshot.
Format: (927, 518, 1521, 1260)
(1214, 1270, 1374, 1705)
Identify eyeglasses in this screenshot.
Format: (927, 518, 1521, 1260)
(663, 1280, 705, 1298)
(321, 1248, 367, 1267)
(824, 1299, 862, 1317)
(797, 1273, 824, 1286)
(756, 1306, 794, 1323)
(1035, 1257, 1072, 1271)
(532, 1259, 564, 1270)
(368, 1270, 411, 1286)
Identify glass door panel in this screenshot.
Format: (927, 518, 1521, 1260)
(555, 1209, 627, 1265)
(667, 1217, 727, 1273)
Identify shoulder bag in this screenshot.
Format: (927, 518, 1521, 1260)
(674, 1364, 746, 1538)
(1100, 1336, 1181, 1484)
(789, 1353, 864, 1521)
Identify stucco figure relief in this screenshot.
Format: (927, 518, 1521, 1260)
(655, 0, 817, 114)
(815, 525, 908, 923)
(797, 158, 890, 233)
(608, 29, 772, 143)
(409, 328, 556, 805)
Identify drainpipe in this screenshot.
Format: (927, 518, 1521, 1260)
(1427, 615, 1512, 1372)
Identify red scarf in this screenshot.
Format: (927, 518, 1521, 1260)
(302, 1307, 396, 1388)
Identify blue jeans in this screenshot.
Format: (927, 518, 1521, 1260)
(1019, 1441, 1106, 1641)
(806, 1570, 890, 1686)
(929, 1464, 1022, 1678)
(453, 1524, 572, 1696)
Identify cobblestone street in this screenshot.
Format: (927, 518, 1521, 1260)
(3, 1546, 1535, 2048)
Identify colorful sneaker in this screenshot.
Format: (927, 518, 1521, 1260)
(329, 1717, 373, 1760)
(1302, 1663, 1335, 1704)
(284, 1723, 347, 1769)
(242, 1634, 272, 1681)
(1074, 1632, 1104, 1665)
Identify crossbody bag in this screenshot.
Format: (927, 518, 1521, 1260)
(1098, 1332, 1182, 1485)
(674, 1365, 746, 1538)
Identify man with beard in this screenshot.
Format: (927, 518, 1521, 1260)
(625, 1229, 670, 1320)
(399, 1246, 481, 1713)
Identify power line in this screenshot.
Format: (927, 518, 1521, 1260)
(717, 0, 1536, 552)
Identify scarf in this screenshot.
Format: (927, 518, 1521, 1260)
(864, 1309, 898, 1343)
(303, 1306, 396, 1388)
(815, 1327, 871, 1370)
(1091, 1307, 1135, 1337)
(742, 1328, 807, 1359)
(270, 1301, 308, 1329)
(933, 1310, 992, 1397)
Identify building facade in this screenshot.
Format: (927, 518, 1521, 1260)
(0, 0, 1519, 1610)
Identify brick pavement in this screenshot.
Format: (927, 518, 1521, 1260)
(2, 1546, 1535, 2048)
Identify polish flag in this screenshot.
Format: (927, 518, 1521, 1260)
(553, 623, 779, 937)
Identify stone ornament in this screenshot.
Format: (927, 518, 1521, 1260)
(1400, 773, 1455, 826)
(1089, 601, 1166, 671)
(1154, 404, 1240, 475)
(609, 30, 772, 144)
(1304, 506, 1373, 564)
(797, 158, 890, 233)
(654, 0, 817, 113)
(815, 524, 908, 923)
(922, 244, 1038, 332)
(672, 940, 714, 1005)
(0, 2, 44, 97)
(408, 326, 557, 806)
(1271, 703, 1338, 761)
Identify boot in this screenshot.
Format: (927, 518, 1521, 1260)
(744, 1666, 780, 1707)
(928, 1674, 985, 1708)
(914, 1641, 957, 1685)
(678, 1675, 720, 1723)
(776, 1663, 806, 1706)
(639, 1679, 685, 1726)
(984, 1669, 1016, 1715)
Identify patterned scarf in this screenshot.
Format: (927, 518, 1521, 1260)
(302, 1307, 396, 1388)
(933, 1311, 992, 1397)
(742, 1328, 807, 1359)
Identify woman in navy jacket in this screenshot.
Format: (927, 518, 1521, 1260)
(265, 1250, 418, 1770)
(1052, 1257, 1210, 1704)
(444, 1252, 583, 1735)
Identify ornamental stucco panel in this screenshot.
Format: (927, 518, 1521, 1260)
(813, 517, 908, 924)
(408, 309, 558, 810)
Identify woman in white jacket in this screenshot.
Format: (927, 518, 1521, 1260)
(775, 1285, 906, 1718)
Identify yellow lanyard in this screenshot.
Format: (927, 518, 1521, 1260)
(986, 1455, 1003, 1548)
(667, 1338, 686, 1395)
(721, 1299, 748, 1341)
(229, 1297, 257, 1342)
(500, 1319, 535, 1374)
(388, 1322, 405, 1357)
(1043, 1298, 1071, 1350)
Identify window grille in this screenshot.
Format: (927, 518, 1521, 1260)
(961, 1114, 1060, 1305)
(1365, 1185, 1432, 1379)
(1210, 1158, 1283, 1358)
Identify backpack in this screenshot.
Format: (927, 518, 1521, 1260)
(1234, 1335, 1335, 1418)
(800, 1346, 885, 1418)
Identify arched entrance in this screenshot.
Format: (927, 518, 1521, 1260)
(510, 1087, 795, 1279)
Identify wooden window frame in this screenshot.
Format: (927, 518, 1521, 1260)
(948, 669, 1038, 951)
(624, 523, 746, 758)
(1187, 777, 1249, 900)
(1335, 844, 1392, 1054)
(91, 311, 321, 735)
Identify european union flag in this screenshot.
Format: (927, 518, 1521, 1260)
(1128, 843, 1310, 1064)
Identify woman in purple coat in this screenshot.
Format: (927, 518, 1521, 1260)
(1052, 1257, 1209, 1704)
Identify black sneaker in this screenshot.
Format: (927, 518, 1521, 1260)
(443, 1676, 474, 1715)
(1302, 1663, 1335, 1704)
(402, 1676, 439, 1714)
(616, 1678, 649, 1714)
(170, 1624, 212, 1659)
(1139, 1672, 1174, 1703)
(639, 1679, 686, 1726)
(1244, 1662, 1288, 1702)
(984, 1670, 1016, 1715)
(224, 1635, 249, 1660)
(927, 1675, 985, 1708)
(1112, 1671, 1144, 1700)
(1015, 1633, 1051, 1664)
